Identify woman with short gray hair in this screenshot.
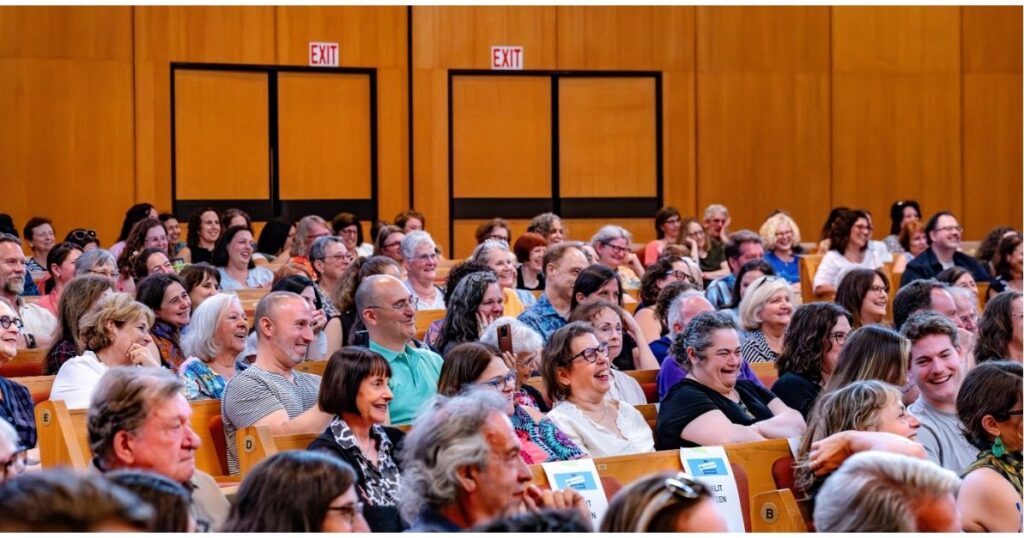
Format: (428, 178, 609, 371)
(74, 248, 118, 284)
(471, 239, 536, 317)
(590, 225, 645, 288)
(655, 311, 804, 449)
(401, 231, 444, 310)
(178, 293, 248, 400)
(479, 316, 548, 411)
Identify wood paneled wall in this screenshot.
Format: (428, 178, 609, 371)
(1, 6, 1019, 257)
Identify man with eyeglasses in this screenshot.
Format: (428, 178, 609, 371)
(901, 312, 978, 474)
(900, 211, 991, 289)
(0, 233, 54, 351)
(222, 292, 331, 475)
(356, 274, 443, 425)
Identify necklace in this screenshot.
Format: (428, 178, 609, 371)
(576, 400, 609, 423)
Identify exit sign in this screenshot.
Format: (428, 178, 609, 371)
(491, 46, 524, 70)
(309, 42, 339, 67)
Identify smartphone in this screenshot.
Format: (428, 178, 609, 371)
(497, 323, 513, 354)
(352, 329, 370, 348)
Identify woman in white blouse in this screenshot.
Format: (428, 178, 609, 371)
(50, 293, 160, 408)
(540, 321, 655, 457)
(813, 209, 883, 299)
(213, 225, 273, 291)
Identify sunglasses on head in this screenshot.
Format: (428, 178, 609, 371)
(69, 229, 97, 242)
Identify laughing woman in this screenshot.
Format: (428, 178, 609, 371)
(213, 226, 274, 291)
(136, 273, 192, 371)
(813, 209, 884, 298)
(178, 293, 248, 400)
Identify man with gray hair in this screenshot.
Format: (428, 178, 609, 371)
(656, 290, 767, 399)
(400, 390, 588, 531)
(401, 230, 445, 310)
(221, 291, 330, 475)
(88, 366, 229, 530)
(0, 233, 54, 350)
(814, 451, 961, 532)
(357, 274, 443, 424)
(704, 230, 764, 309)
(702, 204, 731, 279)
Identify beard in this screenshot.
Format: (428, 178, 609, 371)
(3, 275, 24, 296)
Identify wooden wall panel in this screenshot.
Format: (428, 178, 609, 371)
(275, 6, 408, 223)
(0, 7, 134, 249)
(134, 7, 277, 215)
(962, 6, 1022, 237)
(277, 72, 372, 200)
(173, 70, 270, 200)
(556, 6, 696, 218)
(696, 7, 831, 236)
(452, 76, 552, 198)
(413, 7, 558, 257)
(559, 77, 657, 198)
(832, 7, 962, 239)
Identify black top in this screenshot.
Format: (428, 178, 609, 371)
(308, 425, 408, 532)
(611, 333, 640, 371)
(516, 265, 545, 291)
(771, 372, 821, 420)
(899, 248, 991, 289)
(655, 378, 776, 450)
(190, 246, 214, 265)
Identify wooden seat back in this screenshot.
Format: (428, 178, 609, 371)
(798, 254, 822, 303)
(295, 360, 327, 376)
(236, 424, 320, 478)
(415, 309, 445, 341)
(12, 374, 54, 403)
(749, 362, 778, 389)
(977, 281, 990, 310)
(525, 368, 660, 407)
(35, 398, 227, 478)
(1, 348, 46, 377)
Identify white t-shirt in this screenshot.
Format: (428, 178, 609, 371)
(546, 399, 655, 458)
(20, 301, 57, 341)
(50, 351, 109, 409)
(218, 266, 274, 291)
(813, 249, 884, 291)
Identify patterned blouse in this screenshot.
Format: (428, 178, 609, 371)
(961, 449, 1022, 497)
(151, 319, 186, 372)
(179, 357, 228, 401)
(510, 404, 586, 464)
(327, 418, 401, 507)
(740, 329, 778, 363)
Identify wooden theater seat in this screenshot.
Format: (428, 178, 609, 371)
(295, 360, 328, 376)
(12, 374, 54, 404)
(415, 309, 445, 340)
(1, 348, 46, 377)
(749, 362, 779, 389)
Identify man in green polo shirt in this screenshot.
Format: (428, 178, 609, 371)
(356, 274, 444, 425)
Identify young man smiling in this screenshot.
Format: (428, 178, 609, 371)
(901, 311, 978, 473)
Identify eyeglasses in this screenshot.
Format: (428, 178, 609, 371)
(868, 285, 889, 294)
(1007, 409, 1023, 416)
(382, 241, 402, 250)
(634, 473, 706, 532)
(412, 253, 438, 262)
(479, 370, 517, 391)
(1, 448, 27, 481)
(487, 234, 509, 242)
(667, 270, 697, 284)
(322, 254, 351, 263)
(958, 312, 977, 326)
(326, 501, 364, 526)
(935, 225, 964, 234)
(601, 243, 630, 255)
(88, 268, 117, 279)
(570, 341, 610, 364)
(339, 228, 359, 236)
(68, 229, 97, 242)
(829, 331, 849, 346)
(853, 223, 874, 232)
(366, 295, 418, 312)
(664, 217, 682, 225)
(0, 316, 23, 331)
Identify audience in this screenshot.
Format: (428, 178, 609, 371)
(437, 342, 585, 463)
(471, 239, 535, 316)
(759, 211, 802, 284)
(975, 290, 1023, 363)
(88, 367, 230, 530)
(308, 347, 406, 532)
(635, 255, 698, 342)
(106, 469, 194, 532)
(22, 217, 57, 275)
(402, 230, 445, 310)
(0, 469, 154, 532)
(892, 278, 959, 330)
(223, 450, 368, 532)
(704, 229, 764, 309)
(936, 265, 980, 298)
(332, 212, 374, 258)
(110, 203, 158, 260)
(179, 262, 220, 311)
(290, 215, 332, 271)
(373, 224, 405, 265)
(821, 325, 909, 395)
(542, 322, 655, 456)
(955, 360, 1023, 532)
(220, 208, 251, 232)
(518, 242, 589, 342)
(900, 210, 991, 288)
(773, 302, 853, 419)
(130, 247, 173, 280)
(947, 286, 979, 335)
(213, 225, 273, 291)
(901, 312, 984, 473)
(591, 225, 645, 288)
(50, 293, 159, 408)
(526, 212, 565, 245)
(308, 235, 351, 305)
(656, 311, 804, 449)
(436, 270, 502, 355)
(600, 471, 728, 532)
(681, 217, 719, 281)
(513, 232, 547, 291)
(570, 265, 657, 371)
(73, 248, 118, 285)
(990, 232, 1023, 295)
(835, 268, 890, 328)
(332, 255, 401, 344)
(473, 508, 591, 533)
(568, 301, 650, 404)
(813, 209, 884, 298)
(719, 258, 775, 322)
(253, 218, 294, 264)
(647, 280, 697, 363)
(269, 274, 342, 361)
(34, 242, 82, 317)
(182, 207, 221, 264)
(221, 292, 331, 475)
(892, 219, 928, 273)
(178, 293, 247, 400)
(738, 275, 794, 363)
(0, 300, 35, 451)
(135, 273, 191, 371)
(356, 274, 443, 424)
(700, 204, 731, 281)
(643, 206, 682, 265)
(813, 451, 961, 532)
(44, 275, 113, 374)
(976, 226, 1019, 277)
(159, 213, 185, 261)
(394, 209, 425, 233)
(479, 316, 549, 411)
(114, 217, 168, 293)
(474, 217, 511, 246)
(884, 199, 922, 253)
(0, 233, 56, 350)
(399, 390, 586, 530)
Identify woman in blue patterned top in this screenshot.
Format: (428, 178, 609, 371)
(178, 293, 248, 400)
(437, 342, 585, 464)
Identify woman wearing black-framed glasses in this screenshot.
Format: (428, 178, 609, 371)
(601, 471, 728, 532)
(541, 322, 655, 457)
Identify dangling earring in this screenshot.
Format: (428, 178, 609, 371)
(993, 436, 1006, 458)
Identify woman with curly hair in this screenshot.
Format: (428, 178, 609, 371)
(813, 209, 884, 298)
(772, 303, 852, 418)
(180, 207, 220, 265)
(114, 218, 168, 294)
(974, 291, 1023, 363)
(435, 271, 503, 356)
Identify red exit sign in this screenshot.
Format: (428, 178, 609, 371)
(491, 46, 524, 70)
(309, 42, 339, 67)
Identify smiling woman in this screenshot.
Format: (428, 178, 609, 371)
(178, 293, 247, 400)
(213, 225, 274, 291)
(136, 273, 192, 371)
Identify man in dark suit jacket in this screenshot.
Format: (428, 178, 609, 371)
(900, 211, 990, 289)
